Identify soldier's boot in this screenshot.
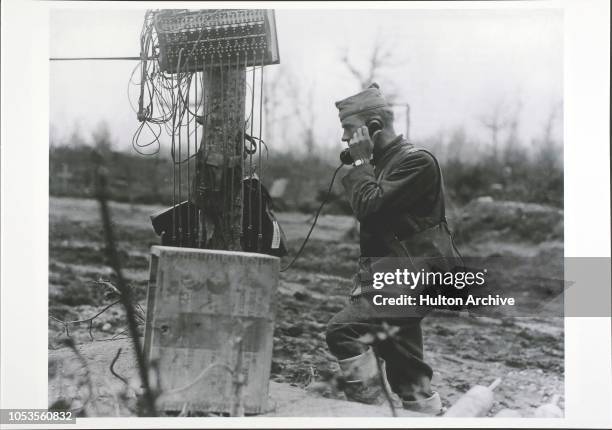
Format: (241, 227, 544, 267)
(397, 376, 442, 415)
(401, 391, 442, 415)
(338, 348, 401, 407)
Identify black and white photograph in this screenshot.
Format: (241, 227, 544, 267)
(1, 1, 611, 428)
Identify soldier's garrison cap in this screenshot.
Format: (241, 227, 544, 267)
(335, 83, 390, 121)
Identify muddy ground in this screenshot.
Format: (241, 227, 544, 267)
(48, 196, 564, 416)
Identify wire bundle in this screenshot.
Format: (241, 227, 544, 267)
(129, 10, 200, 157)
(129, 9, 270, 251)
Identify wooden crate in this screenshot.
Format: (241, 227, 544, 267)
(143, 246, 279, 414)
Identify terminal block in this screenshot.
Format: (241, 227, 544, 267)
(153, 9, 280, 72)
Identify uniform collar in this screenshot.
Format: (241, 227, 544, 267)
(372, 134, 407, 166)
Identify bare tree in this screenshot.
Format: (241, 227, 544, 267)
(501, 99, 526, 165)
(299, 85, 317, 156)
(67, 124, 87, 148)
(479, 101, 512, 160)
(535, 102, 563, 168)
(542, 101, 562, 146)
(92, 121, 113, 153)
(263, 68, 291, 148)
(264, 67, 319, 157)
(505, 100, 522, 145)
(340, 31, 401, 98)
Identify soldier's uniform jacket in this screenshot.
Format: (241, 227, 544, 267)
(341, 135, 463, 298)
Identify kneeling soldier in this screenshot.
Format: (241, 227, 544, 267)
(326, 83, 462, 415)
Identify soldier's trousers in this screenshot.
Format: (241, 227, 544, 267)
(325, 294, 434, 401)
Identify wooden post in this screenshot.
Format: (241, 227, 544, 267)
(194, 64, 246, 251)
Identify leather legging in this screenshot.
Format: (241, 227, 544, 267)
(326, 294, 434, 401)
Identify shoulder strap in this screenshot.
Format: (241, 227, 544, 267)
(405, 146, 447, 220)
(377, 145, 447, 219)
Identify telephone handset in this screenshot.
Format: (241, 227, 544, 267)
(339, 119, 383, 165)
(282, 119, 383, 271)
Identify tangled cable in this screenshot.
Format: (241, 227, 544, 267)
(128, 10, 260, 160)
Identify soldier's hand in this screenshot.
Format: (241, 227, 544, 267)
(348, 126, 373, 164)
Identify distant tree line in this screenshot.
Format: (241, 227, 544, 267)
(49, 130, 563, 212)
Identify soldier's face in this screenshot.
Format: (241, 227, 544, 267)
(341, 116, 365, 143)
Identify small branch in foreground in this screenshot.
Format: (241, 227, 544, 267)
(373, 350, 397, 417)
(93, 150, 157, 416)
(110, 348, 129, 385)
(49, 299, 122, 342)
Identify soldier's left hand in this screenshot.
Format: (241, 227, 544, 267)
(348, 126, 373, 163)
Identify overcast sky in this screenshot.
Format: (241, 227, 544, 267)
(50, 7, 563, 154)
